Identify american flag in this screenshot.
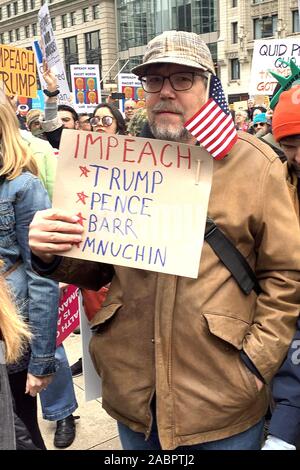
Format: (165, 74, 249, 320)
(184, 75, 238, 160)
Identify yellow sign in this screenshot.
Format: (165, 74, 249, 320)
(0, 44, 37, 98)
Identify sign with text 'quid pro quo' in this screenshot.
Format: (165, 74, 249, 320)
(53, 130, 213, 278)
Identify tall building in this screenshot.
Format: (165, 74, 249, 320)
(0, 0, 118, 93)
(116, 0, 219, 73)
(218, 0, 300, 103)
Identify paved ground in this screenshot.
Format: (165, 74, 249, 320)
(38, 332, 122, 450)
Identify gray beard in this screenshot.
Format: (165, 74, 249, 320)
(149, 120, 191, 143)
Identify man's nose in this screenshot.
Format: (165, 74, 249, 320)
(295, 147, 300, 163)
(159, 78, 176, 98)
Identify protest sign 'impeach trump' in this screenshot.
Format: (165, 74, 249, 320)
(0, 44, 37, 98)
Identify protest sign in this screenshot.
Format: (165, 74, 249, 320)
(52, 130, 213, 279)
(38, 3, 60, 68)
(33, 40, 71, 104)
(118, 73, 145, 112)
(0, 45, 36, 98)
(71, 64, 101, 113)
(250, 38, 300, 95)
(56, 285, 80, 346)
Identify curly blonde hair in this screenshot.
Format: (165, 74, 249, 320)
(0, 90, 38, 180)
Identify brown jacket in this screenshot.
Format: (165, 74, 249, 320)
(43, 132, 300, 449)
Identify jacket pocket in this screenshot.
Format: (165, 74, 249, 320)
(90, 302, 122, 333)
(203, 312, 250, 350)
(203, 311, 260, 397)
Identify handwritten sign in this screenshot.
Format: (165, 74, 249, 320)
(56, 285, 80, 346)
(0, 45, 36, 98)
(53, 130, 213, 278)
(38, 4, 60, 68)
(250, 38, 300, 95)
(33, 40, 71, 105)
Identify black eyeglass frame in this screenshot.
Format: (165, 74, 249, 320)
(139, 72, 206, 93)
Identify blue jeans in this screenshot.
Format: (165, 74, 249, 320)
(39, 345, 78, 421)
(118, 416, 264, 450)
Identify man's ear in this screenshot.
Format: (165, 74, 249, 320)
(75, 121, 79, 130)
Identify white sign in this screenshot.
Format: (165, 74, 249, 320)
(52, 130, 213, 279)
(38, 4, 60, 68)
(71, 64, 101, 113)
(118, 73, 145, 113)
(33, 40, 71, 105)
(250, 37, 300, 95)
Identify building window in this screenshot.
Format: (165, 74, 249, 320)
(23, 0, 28, 12)
(70, 12, 76, 26)
(15, 28, 20, 41)
(64, 36, 79, 87)
(0, 8, 2, 21)
(232, 0, 237, 6)
(230, 58, 240, 80)
(0, 33, 4, 44)
(51, 17, 56, 31)
(293, 10, 300, 33)
(85, 31, 101, 66)
(62, 14, 68, 28)
(30, 0, 35, 8)
(13, 2, 18, 15)
(25, 25, 30, 38)
(7, 5, 11, 17)
(232, 22, 238, 43)
(253, 15, 277, 39)
(83, 7, 89, 22)
(32, 23, 37, 36)
(93, 5, 100, 20)
(9, 30, 14, 42)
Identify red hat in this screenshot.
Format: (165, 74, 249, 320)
(272, 85, 300, 142)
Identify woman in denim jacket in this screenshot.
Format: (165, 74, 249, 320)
(0, 91, 59, 449)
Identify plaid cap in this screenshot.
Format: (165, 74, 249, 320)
(132, 31, 215, 77)
(26, 109, 43, 129)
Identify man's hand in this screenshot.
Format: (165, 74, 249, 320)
(29, 209, 84, 263)
(25, 373, 54, 397)
(42, 58, 58, 93)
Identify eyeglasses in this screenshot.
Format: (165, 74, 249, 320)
(125, 106, 135, 111)
(140, 72, 205, 93)
(90, 115, 114, 127)
(253, 123, 265, 128)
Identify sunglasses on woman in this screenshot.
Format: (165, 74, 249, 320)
(90, 115, 114, 127)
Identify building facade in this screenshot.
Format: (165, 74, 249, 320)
(0, 0, 118, 93)
(218, 0, 300, 103)
(116, 0, 219, 73)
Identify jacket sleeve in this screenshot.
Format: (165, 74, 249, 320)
(15, 176, 59, 376)
(243, 157, 300, 383)
(268, 315, 300, 445)
(32, 254, 114, 292)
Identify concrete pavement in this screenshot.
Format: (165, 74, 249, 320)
(38, 332, 122, 450)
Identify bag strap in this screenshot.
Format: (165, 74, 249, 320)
(204, 218, 261, 296)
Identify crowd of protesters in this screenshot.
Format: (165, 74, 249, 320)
(1, 29, 300, 452)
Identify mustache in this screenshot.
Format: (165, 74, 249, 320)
(152, 102, 184, 114)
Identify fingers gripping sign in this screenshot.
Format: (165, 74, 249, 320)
(29, 208, 84, 263)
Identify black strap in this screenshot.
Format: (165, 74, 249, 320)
(205, 218, 261, 296)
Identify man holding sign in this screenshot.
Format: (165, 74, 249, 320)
(29, 31, 300, 450)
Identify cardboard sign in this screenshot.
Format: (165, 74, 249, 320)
(0, 45, 37, 98)
(56, 285, 80, 346)
(233, 100, 248, 112)
(71, 64, 101, 113)
(33, 40, 71, 105)
(250, 38, 300, 95)
(52, 130, 213, 279)
(38, 4, 60, 68)
(118, 73, 145, 112)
